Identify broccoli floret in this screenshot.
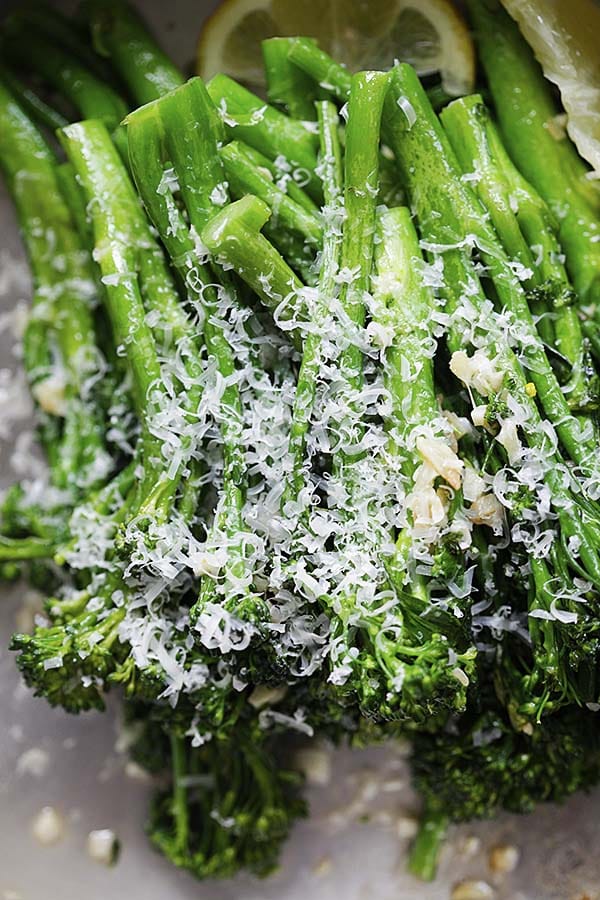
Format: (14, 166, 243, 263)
(11, 600, 126, 713)
(147, 730, 306, 879)
(408, 699, 600, 879)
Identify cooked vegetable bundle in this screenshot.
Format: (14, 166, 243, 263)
(1, 0, 600, 883)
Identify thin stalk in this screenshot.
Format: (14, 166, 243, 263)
(0, 82, 110, 492)
(0, 536, 57, 562)
(126, 78, 255, 618)
(223, 140, 320, 215)
(201, 195, 305, 349)
(441, 94, 595, 412)
(282, 100, 343, 506)
(334, 71, 389, 477)
(59, 120, 166, 500)
(3, 24, 127, 133)
(384, 62, 600, 594)
(206, 73, 322, 202)
(262, 37, 320, 119)
(388, 65, 598, 477)
(0, 64, 68, 132)
(467, 0, 600, 304)
(83, 0, 185, 105)
(407, 806, 448, 882)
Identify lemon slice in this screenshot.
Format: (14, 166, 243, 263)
(501, 0, 600, 174)
(197, 0, 475, 97)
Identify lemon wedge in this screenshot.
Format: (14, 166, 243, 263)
(501, 0, 600, 174)
(197, 0, 474, 97)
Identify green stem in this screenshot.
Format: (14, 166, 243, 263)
(170, 735, 189, 855)
(220, 140, 323, 247)
(407, 806, 448, 882)
(201, 195, 305, 348)
(223, 140, 320, 214)
(3, 23, 128, 132)
(262, 37, 320, 119)
(387, 65, 598, 476)
(126, 78, 253, 612)
(6, 2, 115, 83)
(0, 64, 68, 131)
(467, 0, 600, 305)
(384, 63, 600, 590)
(0, 82, 110, 491)
(283, 100, 343, 506)
(59, 120, 165, 496)
(441, 94, 595, 412)
(0, 536, 57, 561)
(206, 73, 322, 202)
(83, 0, 185, 105)
(334, 70, 389, 471)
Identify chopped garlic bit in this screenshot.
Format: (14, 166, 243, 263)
(409, 483, 447, 527)
(545, 112, 568, 141)
(462, 467, 487, 503)
(468, 493, 505, 534)
(450, 350, 503, 396)
(31, 806, 65, 846)
(86, 829, 120, 867)
(32, 372, 68, 416)
(396, 814, 419, 839)
(471, 405, 488, 428)
(248, 684, 288, 709)
(489, 843, 520, 874)
(294, 745, 332, 786)
(416, 436, 464, 489)
(451, 880, 495, 900)
(124, 761, 152, 782)
(456, 834, 482, 858)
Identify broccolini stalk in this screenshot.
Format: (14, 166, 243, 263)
(0, 63, 68, 132)
(0, 535, 58, 562)
(285, 37, 352, 101)
(219, 140, 323, 277)
(262, 37, 320, 120)
(82, 0, 185, 105)
(388, 65, 599, 478)
(59, 119, 189, 515)
(282, 100, 343, 506)
(334, 70, 388, 476)
(407, 804, 448, 882)
(441, 94, 597, 413)
(374, 208, 474, 591)
(226, 141, 321, 216)
(5, 1, 115, 83)
(0, 80, 111, 496)
(268, 37, 405, 206)
(2, 24, 127, 134)
(338, 207, 477, 724)
(126, 78, 261, 627)
(384, 65, 600, 714)
(11, 119, 203, 713)
(206, 73, 322, 202)
(201, 194, 305, 348)
(466, 0, 600, 305)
